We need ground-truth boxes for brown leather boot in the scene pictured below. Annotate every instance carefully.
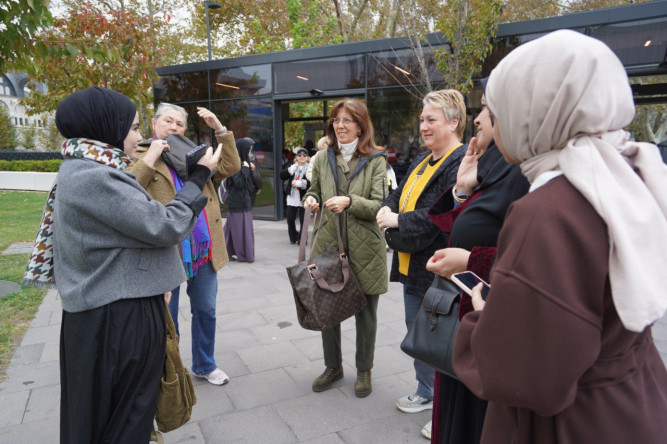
[312,366,344,392]
[355,369,372,397]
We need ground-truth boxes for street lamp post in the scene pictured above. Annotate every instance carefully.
[204,1,222,61]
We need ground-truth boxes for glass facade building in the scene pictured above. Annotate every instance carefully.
[154,1,667,220]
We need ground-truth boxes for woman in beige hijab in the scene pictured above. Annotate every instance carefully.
[452,30,667,443]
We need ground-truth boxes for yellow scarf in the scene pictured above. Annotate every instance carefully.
[398,144,461,275]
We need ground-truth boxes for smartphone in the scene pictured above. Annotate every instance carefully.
[451,271,491,301]
[185,144,208,171]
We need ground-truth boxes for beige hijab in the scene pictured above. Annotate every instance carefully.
[486,30,667,332]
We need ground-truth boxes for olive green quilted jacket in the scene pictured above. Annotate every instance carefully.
[304,147,388,296]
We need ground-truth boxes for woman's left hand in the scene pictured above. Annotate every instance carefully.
[164,291,172,304]
[324,196,350,214]
[376,209,399,229]
[471,283,486,311]
[426,248,471,279]
[197,107,225,132]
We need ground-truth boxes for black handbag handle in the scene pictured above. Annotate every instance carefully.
[297,206,351,292]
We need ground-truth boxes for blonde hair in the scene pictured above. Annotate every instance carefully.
[423,89,466,139]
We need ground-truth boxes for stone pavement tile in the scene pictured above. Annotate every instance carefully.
[300,433,345,444]
[338,412,429,444]
[1,361,60,394]
[249,321,318,346]
[374,323,408,348]
[1,242,33,255]
[385,318,409,336]
[217,295,273,315]
[49,309,62,326]
[199,405,297,443]
[187,381,235,423]
[257,304,300,324]
[0,390,29,427]
[223,368,311,411]
[19,324,61,347]
[40,340,59,363]
[290,335,328,361]
[274,389,370,441]
[7,343,43,367]
[28,308,52,328]
[162,421,205,444]
[217,310,269,333]
[22,384,59,424]
[36,288,62,312]
[377,296,409,324]
[0,411,58,443]
[237,342,310,374]
[214,328,262,353]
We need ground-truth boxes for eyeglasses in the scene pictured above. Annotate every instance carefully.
[297,153,308,157]
[331,117,355,125]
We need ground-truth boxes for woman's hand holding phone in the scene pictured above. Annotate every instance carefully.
[470,283,486,311]
[197,143,223,172]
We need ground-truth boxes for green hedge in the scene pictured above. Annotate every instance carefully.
[0,160,62,172]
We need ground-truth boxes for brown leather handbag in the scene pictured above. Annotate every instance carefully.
[155,302,197,433]
[286,207,367,331]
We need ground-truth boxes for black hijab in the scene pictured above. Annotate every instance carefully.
[55,87,137,150]
[235,137,255,164]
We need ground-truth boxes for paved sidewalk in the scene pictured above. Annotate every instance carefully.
[1,218,666,443]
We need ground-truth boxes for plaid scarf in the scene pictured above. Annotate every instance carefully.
[21,138,130,288]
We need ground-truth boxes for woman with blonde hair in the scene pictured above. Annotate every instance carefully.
[454,30,667,443]
[376,89,466,438]
[304,98,388,397]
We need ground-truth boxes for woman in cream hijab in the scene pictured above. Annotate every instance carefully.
[452,30,667,443]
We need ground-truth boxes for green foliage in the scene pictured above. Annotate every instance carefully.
[20,1,164,115]
[37,116,64,151]
[0,0,54,72]
[0,107,18,150]
[434,0,503,94]
[0,160,62,172]
[18,126,38,150]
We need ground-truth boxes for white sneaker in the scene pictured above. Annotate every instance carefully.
[397,393,433,413]
[196,368,229,386]
[421,420,432,439]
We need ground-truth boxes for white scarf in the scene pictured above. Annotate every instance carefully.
[486,30,667,332]
[338,138,359,162]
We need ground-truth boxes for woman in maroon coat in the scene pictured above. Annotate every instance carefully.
[453,30,667,443]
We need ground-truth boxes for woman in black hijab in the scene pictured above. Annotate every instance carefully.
[223,137,257,262]
[23,87,221,443]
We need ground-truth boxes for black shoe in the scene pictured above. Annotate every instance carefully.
[312,366,344,392]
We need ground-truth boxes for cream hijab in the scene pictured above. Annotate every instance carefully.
[486,30,667,332]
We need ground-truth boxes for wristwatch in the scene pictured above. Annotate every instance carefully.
[215,126,227,136]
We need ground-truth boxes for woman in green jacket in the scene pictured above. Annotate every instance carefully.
[303,98,388,398]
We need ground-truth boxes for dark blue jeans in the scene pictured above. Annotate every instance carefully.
[169,262,218,376]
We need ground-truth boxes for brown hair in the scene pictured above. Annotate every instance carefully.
[326,98,384,156]
[423,89,466,139]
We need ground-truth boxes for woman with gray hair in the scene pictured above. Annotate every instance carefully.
[453,30,667,443]
[376,89,466,437]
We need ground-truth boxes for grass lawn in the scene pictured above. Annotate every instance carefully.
[0,190,49,382]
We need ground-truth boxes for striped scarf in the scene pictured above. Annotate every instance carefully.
[168,167,212,278]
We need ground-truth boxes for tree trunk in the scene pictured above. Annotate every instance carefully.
[349,0,371,39]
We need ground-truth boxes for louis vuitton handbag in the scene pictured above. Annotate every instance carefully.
[286,206,367,331]
[155,301,197,433]
[400,276,461,379]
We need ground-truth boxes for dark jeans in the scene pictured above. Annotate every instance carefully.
[286,205,305,243]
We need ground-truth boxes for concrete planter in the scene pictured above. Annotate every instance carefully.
[0,171,57,192]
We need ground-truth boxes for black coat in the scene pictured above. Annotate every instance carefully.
[280,164,310,202]
[382,147,465,296]
[226,166,255,212]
